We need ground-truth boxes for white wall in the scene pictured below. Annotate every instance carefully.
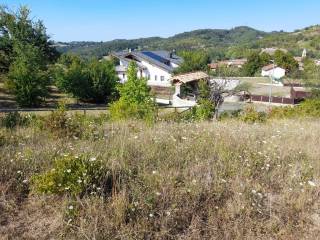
[140,60,172,87]
[261,67,285,79]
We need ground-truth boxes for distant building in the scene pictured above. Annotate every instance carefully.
[110,50,183,87]
[208,58,247,70]
[261,48,288,55]
[261,64,286,80]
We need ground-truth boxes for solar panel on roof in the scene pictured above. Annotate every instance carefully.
[141,51,170,65]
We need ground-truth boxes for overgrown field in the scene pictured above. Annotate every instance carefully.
[0,114,320,239]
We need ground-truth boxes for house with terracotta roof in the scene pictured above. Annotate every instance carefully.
[208,58,247,71]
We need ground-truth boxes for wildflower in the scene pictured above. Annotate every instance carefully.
[17,170,22,174]
[251,190,257,194]
[149,213,154,218]
[152,170,157,175]
[308,181,316,187]
[77,179,82,183]
[22,179,28,184]
[166,211,171,216]
[155,192,161,196]
[68,205,74,210]
[134,136,138,139]
[221,179,227,183]
[66,169,71,173]
[90,157,96,162]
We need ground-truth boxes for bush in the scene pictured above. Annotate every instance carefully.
[110,62,157,123]
[44,104,81,138]
[240,106,267,123]
[268,99,320,119]
[0,112,31,128]
[31,154,105,196]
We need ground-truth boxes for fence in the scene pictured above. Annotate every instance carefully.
[250,95,295,105]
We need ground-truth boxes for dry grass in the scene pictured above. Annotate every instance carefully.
[0,118,320,239]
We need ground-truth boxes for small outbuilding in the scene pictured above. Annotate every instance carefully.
[170,71,209,107]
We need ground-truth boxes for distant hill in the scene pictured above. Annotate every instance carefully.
[55,25,320,60]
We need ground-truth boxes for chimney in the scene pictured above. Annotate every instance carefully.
[170,49,176,58]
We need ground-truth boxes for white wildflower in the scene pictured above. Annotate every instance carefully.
[66,169,71,173]
[68,205,74,210]
[308,181,316,187]
[149,213,154,218]
[152,170,157,175]
[90,157,96,162]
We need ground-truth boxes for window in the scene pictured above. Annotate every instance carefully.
[160,76,165,81]
[155,75,158,81]
[122,73,125,80]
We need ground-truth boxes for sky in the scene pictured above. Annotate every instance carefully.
[2,0,320,42]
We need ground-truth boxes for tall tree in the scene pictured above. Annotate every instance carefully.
[174,51,210,74]
[8,43,49,107]
[0,6,59,73]
[1,6,58,106]
[274,50,299,74]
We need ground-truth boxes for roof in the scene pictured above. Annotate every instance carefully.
[171,71,209,84]
[111,50,183,73]
[115,65,127,72]
[208,59,247,69]
[262,64,282,71]
[292,87,311,92]
[261,48,288,55]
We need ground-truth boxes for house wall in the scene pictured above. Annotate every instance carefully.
[261,68,285,79]
[140,60,172,87]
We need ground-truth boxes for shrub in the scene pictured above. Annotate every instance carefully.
[44,103,81,138]
[240,106,267,123]
[110,62,157,123]
[31,154,105,196]
[0,111,31,128]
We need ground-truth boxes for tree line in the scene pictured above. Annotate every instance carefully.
[0,6,119,107]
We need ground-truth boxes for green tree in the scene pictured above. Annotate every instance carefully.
[274,50,299,74]
[8,43,49,107]
[88,59,118,103]
[110,62,156,122]
[174,51,210,74]
[242,52,262,76]
[54,54,118,103]
[54,55,92,101]
[0,6,58,73]
[303,58,320,86]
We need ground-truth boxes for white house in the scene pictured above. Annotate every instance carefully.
[111,50,183,87]
[261,64,286,80]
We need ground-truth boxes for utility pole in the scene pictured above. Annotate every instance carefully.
[269,60,275,104]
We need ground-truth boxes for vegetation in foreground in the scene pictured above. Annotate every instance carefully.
[0,109,320,239]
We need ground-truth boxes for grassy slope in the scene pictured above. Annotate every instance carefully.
[0,119,319,239]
